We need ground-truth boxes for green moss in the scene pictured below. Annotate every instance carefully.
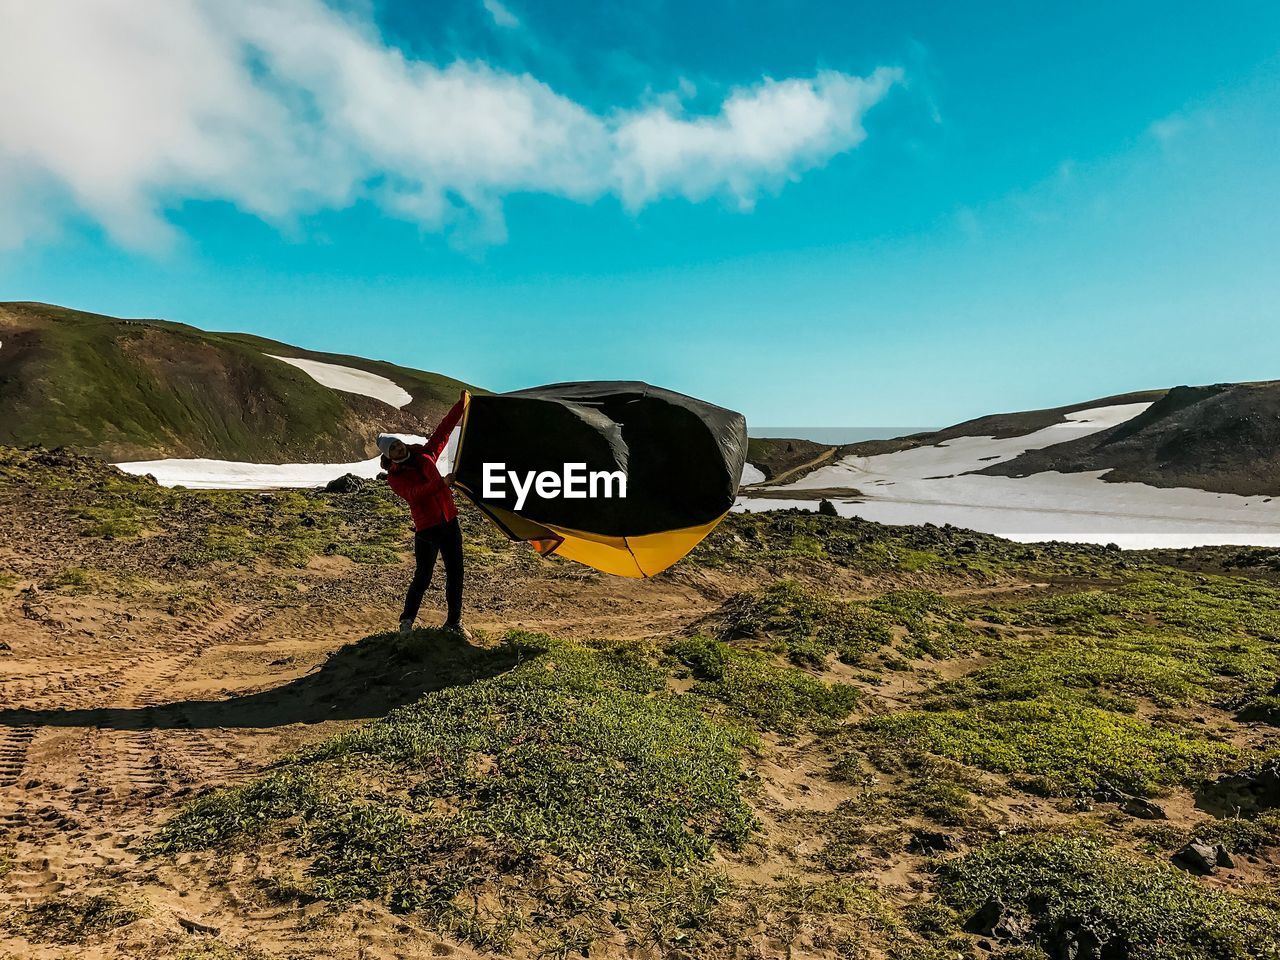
[866,589,975,658]
[77,504,146,538]
[703,878,968,960]
[890,755,995,827]
[861,700,1235,797]
[928,642,1220,712]
[986,574,1280,646]
[49,566,96,592]
[971,577,1280,711]
[0,447,426,571]
[939,832,1280,960]
[669,635,860,734]
[687,508,1135,581]
[818,753,995,874]
[707,581,974,669]
[155,633,756,951]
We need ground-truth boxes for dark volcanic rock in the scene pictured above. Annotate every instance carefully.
[1172,840,1233,875]
[1121,797,1167,820]
[964,899,1034,942]
[1197,759,1280,816]
[964,899,1006,936]
[324,473,370,494]
[907,829,958,854]
[1047,917,1120,960]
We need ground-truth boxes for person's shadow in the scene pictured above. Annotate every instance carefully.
[0,629,531,732]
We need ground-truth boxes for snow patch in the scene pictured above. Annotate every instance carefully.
[269,355,413,408]
[116,429,463,490]
[739,401,1280,548]
[741,462,766,486]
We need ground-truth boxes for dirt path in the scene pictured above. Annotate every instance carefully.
[0,571,721,958]
[757,446,839,486]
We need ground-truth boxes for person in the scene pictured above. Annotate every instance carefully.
[377,393,469,638]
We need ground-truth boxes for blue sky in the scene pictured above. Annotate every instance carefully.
[1,1,1277,427]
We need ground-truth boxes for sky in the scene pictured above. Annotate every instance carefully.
[1,0,1277,428]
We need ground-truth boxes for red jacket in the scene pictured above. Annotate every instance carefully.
[383,399,465,531]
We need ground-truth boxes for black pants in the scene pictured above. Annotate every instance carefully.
[400,518,463,625]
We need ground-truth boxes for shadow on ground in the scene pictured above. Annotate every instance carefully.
[0,628,529,730]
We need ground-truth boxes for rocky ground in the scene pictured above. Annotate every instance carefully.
[0,447,1278,960]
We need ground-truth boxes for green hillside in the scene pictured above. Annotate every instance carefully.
[0,302,476,462]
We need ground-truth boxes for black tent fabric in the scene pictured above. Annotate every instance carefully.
[451,382,747,577]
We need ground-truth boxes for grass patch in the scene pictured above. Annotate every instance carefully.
[861,700,1236,797]
[817,755,994,873]
[985,573,1280,649]
[939,832,1280,960]
[155,633,756,953]
[709,581,893,667]
[925,639,1239,712]
[669,635,860,734]
[704,581,972,668]
[698,878,968,960]
[48,566,98,593]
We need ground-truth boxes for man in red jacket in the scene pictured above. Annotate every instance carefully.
[377,394,468,638]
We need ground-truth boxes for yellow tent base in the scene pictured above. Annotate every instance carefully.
[546,514,726,578]
[454,490,725,578]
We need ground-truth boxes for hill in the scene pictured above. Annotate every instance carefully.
[744,436,835,482]
[978,381,1280,496]
[759,382,1280,498]
[0,302,474,462]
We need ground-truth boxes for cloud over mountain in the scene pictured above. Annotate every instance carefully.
[0,0,899,249]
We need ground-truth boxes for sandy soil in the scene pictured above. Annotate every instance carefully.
[0,551,727,959]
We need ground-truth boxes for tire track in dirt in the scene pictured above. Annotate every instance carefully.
[96,606,273,805]
[0,606,274,914]
[0,725,36,789]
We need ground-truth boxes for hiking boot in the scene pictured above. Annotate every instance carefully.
[442,621,472,641]
[398,617,414,635]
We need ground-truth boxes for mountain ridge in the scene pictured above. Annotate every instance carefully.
[0,301,475,462]
[752,381,1280,497]
[978,380,1280,496]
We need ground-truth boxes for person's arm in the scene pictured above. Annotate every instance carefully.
[423,395,465,461]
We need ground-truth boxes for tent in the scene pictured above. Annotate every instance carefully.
[451,382,747,577]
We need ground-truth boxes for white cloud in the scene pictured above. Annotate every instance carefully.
[0,0,900,250]
[481,0,520,29]
[614,68,901,209]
